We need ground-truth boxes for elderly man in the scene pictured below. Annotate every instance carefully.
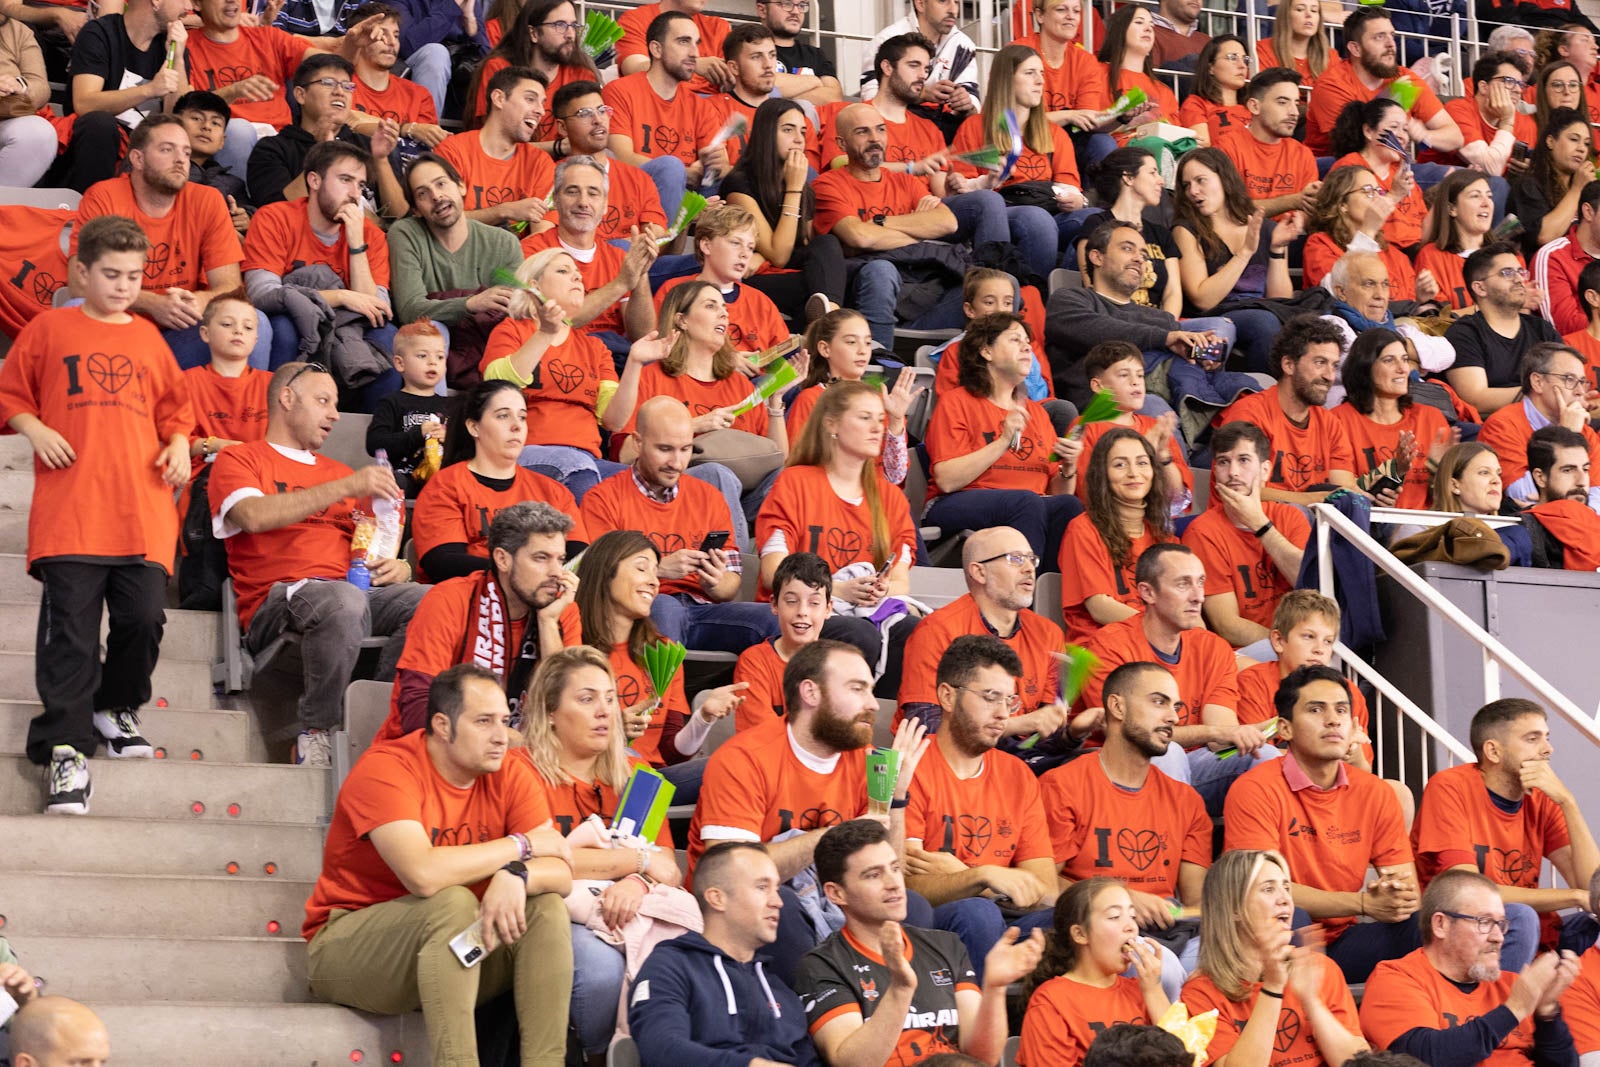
[9,995,110,1067]
[1481,343,1600,494]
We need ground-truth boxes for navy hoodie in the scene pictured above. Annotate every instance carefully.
[628,932,821,1067]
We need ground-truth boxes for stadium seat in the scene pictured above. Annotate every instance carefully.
[333,679,391,788]
[215,578,388,693]
[1001,1034,1022,1067]
[1033,571,1064,630]
[1048,268,1082,294]
[910,566,969,608]
[607,1035,640,1067]
[875,697,897,749]
[0,186,80,211]
[320,412,376,471]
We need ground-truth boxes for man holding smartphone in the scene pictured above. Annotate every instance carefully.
[582,396,781,654]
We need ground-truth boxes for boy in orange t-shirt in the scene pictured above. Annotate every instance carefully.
[1075,341,1193,503]
[732,552,830,730]
[0,216,194,814]
[0,205,74,342]
[653,203,795,349]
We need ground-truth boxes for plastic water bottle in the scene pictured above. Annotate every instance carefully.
[370,449,403,561]
[346,559,371,589]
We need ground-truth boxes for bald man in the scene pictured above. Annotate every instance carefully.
[581,396,778,653]
[10,996,110,1067]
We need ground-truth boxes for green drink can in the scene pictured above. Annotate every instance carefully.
[866,748,901,812]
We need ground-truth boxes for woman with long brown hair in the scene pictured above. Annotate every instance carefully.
[1301,164,1432,302]
[1179,35,1253,143]
[1099,5,1180,146]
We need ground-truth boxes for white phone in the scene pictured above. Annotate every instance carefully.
[0,988,19,1027]
[449,919,487,968]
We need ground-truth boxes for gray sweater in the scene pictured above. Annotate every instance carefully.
[1045,286,1180,404]
[388,217,522,327]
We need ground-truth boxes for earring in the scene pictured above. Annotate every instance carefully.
[831,433,838,440]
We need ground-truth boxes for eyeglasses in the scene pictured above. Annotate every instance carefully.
[303,77,356,92]
[1350,183,1385,199]
[540,19,582,31]
[1491,75,1526,91]
[1442,911,1510,936]
[563,104,613,122]
[1549,79,1583,92]
[956,686,1023,712]
[286,361,330,385]
[1495,266,1530,280]
[977,551,1041,569]
[764,0,812,10]
[1217,51,1247,63]
[1537,370,1588,391]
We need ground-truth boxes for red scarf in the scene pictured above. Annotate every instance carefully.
[459,569,540,721]
[1530,499,1600,571]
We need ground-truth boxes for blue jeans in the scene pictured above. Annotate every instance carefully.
[518,445,625,502]
[650,593,779,653]
[685,463,751,554]
[851,258,967,351]
[1003,203,1061,279]
[658,756,704,804]
[932,897,1055,984]
[945,189,1010,249]
[267,314,400,411]
[1150,742,1282,817]
[1224,307,1285,376]
[402,43,450,118]
[641,156,687,226]
[570,922,626,1054]
[923,489,1083,570]
[1326,917,1423,985]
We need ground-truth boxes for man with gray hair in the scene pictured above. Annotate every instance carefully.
[9,995,110,1067]
[1486,24,1537,78]
[209,361,428,766]
[383,501,583,739]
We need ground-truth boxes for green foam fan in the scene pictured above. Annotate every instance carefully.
[1050,388,1121,459]
[730,358,799,416]
[1020,644,1100,748]
[1385,76,1421,112]
[490,267,573,326]
[1216,717,1280,759]
[643,640,688,700]
[1492,214,1525,242]
[952,145,1004,170]
[658,190,708,246]
[582,10,625,59]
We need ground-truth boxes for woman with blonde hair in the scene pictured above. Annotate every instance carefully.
[1256,0,1331,85]
[1181,850,1368,1066]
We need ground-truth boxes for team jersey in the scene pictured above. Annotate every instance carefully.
[410,461,586,580]
[1254,38,1315,83]
[816,102,946,174]
[1013,34,1108,114]
[1302,234,1419,301]
[76,175,241,294]
[1183,953,1361,1066]
[185,26,305,128]
[0,206,72,339]
[732,638,787,730]
[1181,502,1309,632]
[602,71,722,166]
[351,71,437,125]
[1057,515,1168,645]
[0,305,192,572]
[1233,660,1373,765]
[1565,946,1600,1055]
[1359,948,1535,1065]
[591,156,669,243]
[795,925,978,1067]
[1074,414,1194,495]
[241,199,390,289]
[925,389,1058,499]
[435,129,556,213]
[1412,762,1572,948]
[1224,755,1413,942]
[654,277,790,354]
[1478,399,1600,487]
[1216,389,1357,493]
[687,714,869,867]
[812,167,928,236]
[185,364,271,444]
[903,742,1054,869]
[1331,401,1449,510]
[1177,95,1252,145]
[1079,616,1239,736]
[303,730,552,940]
[1332,152,1426,250]
[896,595,1063,719]
[1018,975,1153,1067]
[1305,59,1446,156]
[754,463,917,593]
[517,750,673,848]
[579,467,738,598]
[615,4,729,97]
[1213,124,1319,216]
[1040,753,1210,896]
[950,114,1080,188]
[479,320,616,456]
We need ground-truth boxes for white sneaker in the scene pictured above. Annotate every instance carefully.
[294,729,332,768]
[46,745,91,815]
[805,292,838,323]
[93,709,154,758]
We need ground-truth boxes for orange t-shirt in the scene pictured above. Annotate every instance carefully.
[0,306,192,573]
[1040,753,1210,896]
[754,463,917,591]
[950,114,1081,188]
[1079,616,1239,732]
[302,730,552,940]
[410,461,586,578]
[521,750,674,849]
[1184,953,1361,1066]
[1332,152,1426,250]
[185,364,271,493]
[1014,35,1109,114]
[185,26,305,128]
[1017,975,1152,1067]
[1255,39,1315,83]
[925,389,1058,499]
[1332,401,1449,509]
[786,382,824,441]
[593,156,669,243]
[687,713,868,868]
[1057,515,1167,645]
[733,638,788,730]
[1224,755,1413,942]
[1419,96,1536,169]
[1415,247,1527,312]
[1565,946,1600,1055]
[435,129,555,212]
[812,166,928,236]
[0,206,72,340]
[1075,414,1194,494]
[1564,327,1600,391]
[1305,59,1445,156]
[1108,69,1180,145]
[1214,123,1319,212]
[615,4,729,97]
[470,58,589,136]
[1412,761,1572,948]
[75,175,241,294]
[1301,233,1418,300]
[1234,660,1373,765]
[517,229,629,337]
[351,71,438,125]
[622,362,767,437]
[1216,388,1357,493]
[1182,501,1310,631]
[654,277,790,354]
[208,440,355,630]
[1478,399,1600,487]
[608,639,691,767]
[602,72,722,166]
[1360,948,1535,1065]
[479,321,616,456]
[903,742,1054,868]
[896,595,1064,718]
[579,466,738,597]
[1177,95,1252,145]
[241,199,390,288]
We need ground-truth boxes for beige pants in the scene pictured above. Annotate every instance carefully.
[307,886,574,1067]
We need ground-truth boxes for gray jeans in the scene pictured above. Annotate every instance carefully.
[246,579,426,731]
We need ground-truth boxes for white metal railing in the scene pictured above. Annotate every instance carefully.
[1335,638,1472,783]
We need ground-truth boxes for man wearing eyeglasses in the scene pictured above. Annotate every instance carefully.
[1480,343,1600,494]
[1423,52,1537,177]
[1447,244,1562,417]
[1361,869,1581,1065]
[754,0,843,106]
[549,81,668,244]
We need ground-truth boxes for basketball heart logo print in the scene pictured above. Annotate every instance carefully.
[813,527,864,570]
[1493,848,1537,886]
[616,673,643,708]
[545,359,584,395]
[87,353,135,394]
[958,814,992,854]
[1009,153,1050,183]
[143,242,173,283]
[648,532,688,556]
[1116,828,1164,872]
[1273,1006,1301,1053]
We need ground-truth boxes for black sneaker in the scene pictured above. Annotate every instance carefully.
[46,745,91,815]
[93,709,154,759]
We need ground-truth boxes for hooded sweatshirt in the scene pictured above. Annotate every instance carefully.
[628,931,821,1067]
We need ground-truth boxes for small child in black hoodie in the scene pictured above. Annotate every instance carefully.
[366,322,449,496]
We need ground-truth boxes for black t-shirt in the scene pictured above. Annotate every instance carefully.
[719,167,815,230]
[775,39,835,79]
[1444,311,1562,389]
[69,14,168,119]
[1077,209,1179,309]
[1507,176,1555,260]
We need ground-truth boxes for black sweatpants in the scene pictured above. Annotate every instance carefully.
[28,560,166,765]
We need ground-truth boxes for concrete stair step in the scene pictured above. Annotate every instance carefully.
[0,813,326,879]
[0,552,36,600]
[0,650,213,709]
[0,506,23,555]
[0,601,220,657]
[2,871,314,939]
[0,700,256,763]
[0,755,329,823]
[0,434,32,470]
[89,1002,430,1067]
[0,467,29,504]
[6,934,312,1003]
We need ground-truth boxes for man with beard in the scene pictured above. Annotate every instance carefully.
[1217,315,1359,504]
[859,0,979,140]
[549,80,667,244]
[688,639,932,981]
[708,24,796,169]
[1227,665,1420,984]
[795,819,1043,1066]
[345,3,444,151]
[1480,343,1600,492]
[754,0,841,105]
[209,361,426,766]
[1522,425,1600,570]
[1216,68,1321,220]
[1150,0,1207,69]
[1360,870,1581,1064]
[73,113,264,368]
[244,139,398,375]
[380,502,581,740]
[1305,7,1462,158]
[436,66,555,230]
[616,0,732,96]
[387,153,523,348]
[897,636,1059,974]
[1448,246,1562,417]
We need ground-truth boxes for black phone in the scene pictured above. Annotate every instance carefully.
[1511,141,1530,163]
[1369,473,1404,497]
[699,530,730,554]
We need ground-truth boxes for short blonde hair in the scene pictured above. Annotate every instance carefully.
[519,646,630,794]
[693,203,757,264]
[1196,849,1292,1001]
[514,247,575,320]
[1272,589,1340,636]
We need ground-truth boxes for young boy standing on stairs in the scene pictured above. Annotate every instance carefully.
[0,215,195,815]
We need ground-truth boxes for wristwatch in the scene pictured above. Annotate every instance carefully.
[500,860,529,882]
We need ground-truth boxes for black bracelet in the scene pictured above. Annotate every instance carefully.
[890,797,909,809]
[1259,987,1284,999]
[1252,520,1274,539]
[1269,250,1288,259]
[347,243,369,256]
